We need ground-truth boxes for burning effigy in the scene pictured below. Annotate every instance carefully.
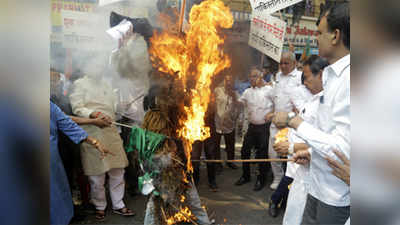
[115,0,234,224]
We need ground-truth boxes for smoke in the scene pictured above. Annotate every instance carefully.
[49,0,162,111]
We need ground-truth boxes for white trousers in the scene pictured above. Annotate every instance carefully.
[88,168,126,210]
[268,127,284,183]
[283,177,308,225]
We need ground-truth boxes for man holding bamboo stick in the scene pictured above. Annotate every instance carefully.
[69,58,133,221]
[272,3,350,224]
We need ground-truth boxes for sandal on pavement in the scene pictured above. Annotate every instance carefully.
[95,210,106,221]
[113,207,135,216]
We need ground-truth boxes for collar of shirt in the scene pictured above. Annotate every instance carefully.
[276,69,299,81]
[328,54,350,77]
[311,91,324,100]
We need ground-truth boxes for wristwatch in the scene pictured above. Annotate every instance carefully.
[286,112,296,126]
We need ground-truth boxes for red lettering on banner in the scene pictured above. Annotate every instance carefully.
[64,18,74,29]
[286,27,292,34]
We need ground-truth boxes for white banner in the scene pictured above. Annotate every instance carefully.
[252,0,303,15]
[98,0,125,7]
[248,12,287,62]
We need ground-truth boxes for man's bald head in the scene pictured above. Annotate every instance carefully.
[280,51,296,75]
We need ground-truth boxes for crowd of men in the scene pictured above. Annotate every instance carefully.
[50,2,350,225]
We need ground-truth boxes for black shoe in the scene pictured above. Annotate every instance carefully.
[227,162,238,170]
[209,182,219,192]
[235,176,250,186]
[253,178,266,191]
[268,200,280,217]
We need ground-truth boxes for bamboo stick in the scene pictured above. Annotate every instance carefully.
[112,121,135,129]
[192,158,293,163]
[178,0,187,33]
[160,206,168,224]
[111,122,293,163]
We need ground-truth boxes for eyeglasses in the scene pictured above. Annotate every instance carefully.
[279,62,290,65]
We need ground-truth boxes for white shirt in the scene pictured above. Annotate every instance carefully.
[286,91,321,179]
[272,69,303,112]
[270,69,303,132]
[296,54,350,206]
[238,85,273,125]
[214,86,240,134]
[69,76,118,120]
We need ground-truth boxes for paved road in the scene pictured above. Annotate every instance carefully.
[72,144,285,225]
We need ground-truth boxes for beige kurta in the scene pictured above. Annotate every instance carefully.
[70,76,128,176]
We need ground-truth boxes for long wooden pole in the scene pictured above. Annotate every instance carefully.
[178,0,187,33]
[111,122,292,163]
[192,158,293,163]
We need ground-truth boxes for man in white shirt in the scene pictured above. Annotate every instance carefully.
[267,51,303,190]
[273,3,350,224]
[270,55,329,224]
[234,67,273,191]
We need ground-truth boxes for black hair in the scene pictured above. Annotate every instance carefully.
[304,55,329,77]
[317,1,350,50]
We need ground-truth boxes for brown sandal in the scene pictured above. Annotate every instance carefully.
[113,207,135,216]
[95,210,106,221]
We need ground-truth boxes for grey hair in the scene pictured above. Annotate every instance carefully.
[281,51,296,62]
[250,66,263,77]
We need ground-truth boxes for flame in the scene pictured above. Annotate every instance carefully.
[274,128,289,144]
[180,195,185,203]
[166,206,195,225]
[150,0,233,173]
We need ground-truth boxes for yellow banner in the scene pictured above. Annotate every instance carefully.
[51,0,96,27]
[221,0,252,13]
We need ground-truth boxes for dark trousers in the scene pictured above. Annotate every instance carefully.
[240,123,270,180]
[302,194,350,225]
[215,129,235,161]
[58,133,90,204]
[192,137,216,186]
[118,117,139,193]
[270,175,293,206]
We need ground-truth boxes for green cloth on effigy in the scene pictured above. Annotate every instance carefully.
[126,127,166,196]
[126,126,166,165]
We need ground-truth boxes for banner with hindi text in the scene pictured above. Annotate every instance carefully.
[252,0,303,15]
[248,12,286,62]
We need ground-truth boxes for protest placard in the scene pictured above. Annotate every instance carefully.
[252,0,303,15]
[248,11,287,62]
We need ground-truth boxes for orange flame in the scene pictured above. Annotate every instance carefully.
[166,206,195,225]
[150,0,233,173]
[180,195,185,203]
[275,128,289,144]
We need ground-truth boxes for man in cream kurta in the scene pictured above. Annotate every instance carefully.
[69,70,131,215]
